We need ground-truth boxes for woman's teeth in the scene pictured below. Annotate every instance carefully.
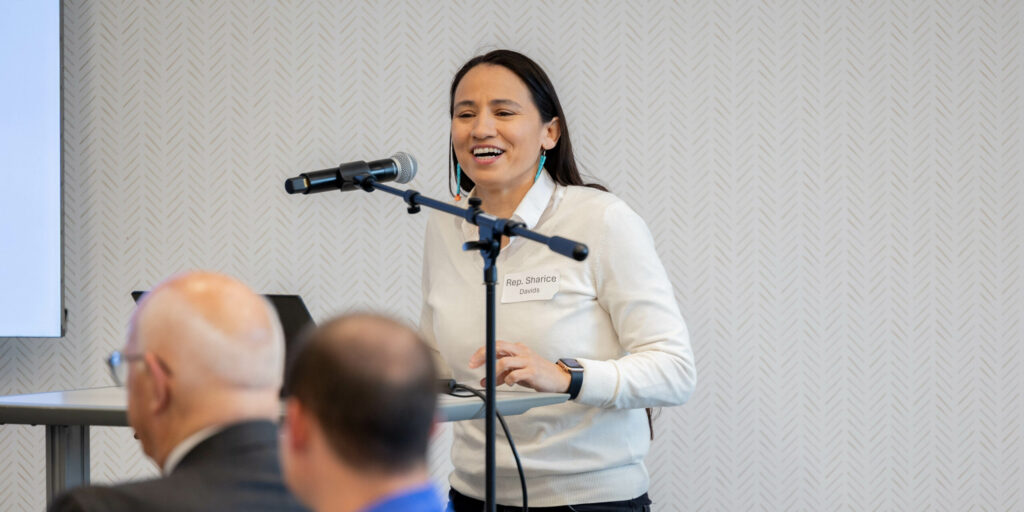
[473,148,504,158]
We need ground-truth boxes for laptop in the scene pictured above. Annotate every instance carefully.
[131,290,314,396]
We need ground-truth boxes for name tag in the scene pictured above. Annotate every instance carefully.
[501,270,560,303]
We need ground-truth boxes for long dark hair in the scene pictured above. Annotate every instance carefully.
[448,49,606,194]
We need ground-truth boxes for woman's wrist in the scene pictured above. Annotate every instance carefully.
[556,358,585,399]
[555,362,572,393]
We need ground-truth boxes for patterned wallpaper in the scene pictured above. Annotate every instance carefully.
[1,1,1022,510]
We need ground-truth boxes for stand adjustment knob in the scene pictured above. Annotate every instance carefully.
[463,240,499,252]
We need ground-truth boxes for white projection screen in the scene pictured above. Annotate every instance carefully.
[0,1,63,337]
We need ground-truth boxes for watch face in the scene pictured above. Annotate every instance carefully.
[560,358,581,369]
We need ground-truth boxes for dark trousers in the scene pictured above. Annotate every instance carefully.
[448,488,652,512]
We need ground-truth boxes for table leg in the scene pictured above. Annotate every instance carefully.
[45,425,89,505]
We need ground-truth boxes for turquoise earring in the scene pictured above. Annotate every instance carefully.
[455,163,463,201]
[534,150,547,183]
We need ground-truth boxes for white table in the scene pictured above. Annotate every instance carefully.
[0,386,566,505]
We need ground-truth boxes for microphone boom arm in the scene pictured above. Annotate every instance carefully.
[352,174,589,261]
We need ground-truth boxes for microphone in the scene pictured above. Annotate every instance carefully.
[284,152,417,194]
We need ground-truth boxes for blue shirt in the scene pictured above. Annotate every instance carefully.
[361,484,443,512]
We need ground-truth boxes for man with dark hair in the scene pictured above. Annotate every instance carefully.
[279,313,443,512]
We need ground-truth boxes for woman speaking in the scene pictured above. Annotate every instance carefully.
[420,49,696,511]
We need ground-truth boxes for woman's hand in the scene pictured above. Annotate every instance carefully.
[468,340,571,393]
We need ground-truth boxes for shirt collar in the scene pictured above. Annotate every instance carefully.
[513,168,556,229]
[161,424,227,475]
[459,169,557,241]
[359,483,441,512]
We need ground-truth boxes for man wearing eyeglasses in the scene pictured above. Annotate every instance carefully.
[49,271,308,512]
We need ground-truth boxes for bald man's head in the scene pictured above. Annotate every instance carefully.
[130,272,284,392]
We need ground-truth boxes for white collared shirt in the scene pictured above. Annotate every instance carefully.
[161,424,227,475]
[421,170,697,506]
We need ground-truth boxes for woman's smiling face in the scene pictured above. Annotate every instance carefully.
[451,64,559,195]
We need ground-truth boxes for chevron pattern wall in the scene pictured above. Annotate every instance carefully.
[1,0,1022,510]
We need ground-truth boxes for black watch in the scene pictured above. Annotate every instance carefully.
[556,358,584,400]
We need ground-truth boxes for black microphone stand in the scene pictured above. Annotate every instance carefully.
[351,174,587,512]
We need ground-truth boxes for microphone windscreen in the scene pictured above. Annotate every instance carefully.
[391,152,417,183]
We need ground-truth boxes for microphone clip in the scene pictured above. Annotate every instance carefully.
[353,174,376,192]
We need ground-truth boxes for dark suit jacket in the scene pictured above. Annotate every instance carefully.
[49,420,309,512]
